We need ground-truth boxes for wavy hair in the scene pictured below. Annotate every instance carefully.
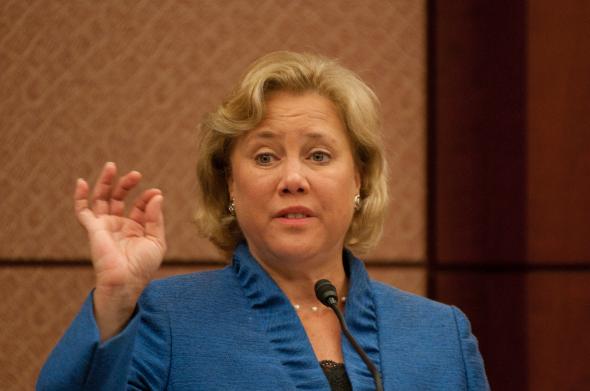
[195,51,388,255]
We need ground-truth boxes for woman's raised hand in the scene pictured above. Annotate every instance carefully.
[75,162,166,340]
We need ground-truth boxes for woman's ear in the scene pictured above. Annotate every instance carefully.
[227,174,234,199]
[354,169,362,194]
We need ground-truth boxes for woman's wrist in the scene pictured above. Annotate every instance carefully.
[93,286,143,341]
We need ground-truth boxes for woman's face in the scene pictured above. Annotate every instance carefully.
[228,91,360,264]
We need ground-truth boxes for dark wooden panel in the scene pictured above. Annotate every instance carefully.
[431,1,527,263]
[526,271,590,391]
[435,271,528,391]
[527,0,590,263]
[430,1,590,390]
[435,271,590,391]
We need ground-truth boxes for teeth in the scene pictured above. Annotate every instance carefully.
[285,213,306,218]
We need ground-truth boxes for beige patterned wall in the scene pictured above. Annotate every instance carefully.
[0,1,425,389]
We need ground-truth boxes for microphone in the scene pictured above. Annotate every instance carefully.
[314,279,384,391]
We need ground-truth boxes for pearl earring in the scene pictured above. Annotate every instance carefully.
[354,194,362,211]
[228,199,236,216]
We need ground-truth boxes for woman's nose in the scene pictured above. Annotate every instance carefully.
[279,159,309,195]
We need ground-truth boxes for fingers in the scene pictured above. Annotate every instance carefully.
[129,188,163,225]
[74,178,89,212]
[144,194,166,249]
[74,178,95,228]
[91,162,117,215]
[110,171,142,216]
[78,162,151,224]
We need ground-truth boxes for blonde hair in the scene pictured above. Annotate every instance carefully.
[195,51,389,255]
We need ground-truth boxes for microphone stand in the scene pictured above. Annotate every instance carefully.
[315,279,384,391]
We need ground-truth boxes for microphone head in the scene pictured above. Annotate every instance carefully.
[314,279,338,307]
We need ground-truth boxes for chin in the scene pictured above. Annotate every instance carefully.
[274,242,319,259]
[246,228,345,264]
[267,236,339,263]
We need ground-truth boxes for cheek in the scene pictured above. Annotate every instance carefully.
[321,175,357,208]
[233,171,275,206]
[330,165,359,191]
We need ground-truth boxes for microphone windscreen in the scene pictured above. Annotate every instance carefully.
[314,279,338,306]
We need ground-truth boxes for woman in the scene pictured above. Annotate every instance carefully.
[37,51,489,390]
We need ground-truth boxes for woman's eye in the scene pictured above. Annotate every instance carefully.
[310,151,330,162]
[255,153,275,165]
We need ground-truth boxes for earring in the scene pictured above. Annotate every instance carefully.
[354,194,362,211]
[228,198,236,216]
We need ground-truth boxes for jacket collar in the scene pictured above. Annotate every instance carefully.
[231,242,381,390]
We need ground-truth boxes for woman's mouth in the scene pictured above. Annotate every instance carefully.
[274,207,315,225]
[284,213,308,219]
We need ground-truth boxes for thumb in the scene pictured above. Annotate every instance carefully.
[144,194,166,248]
[74,178,97,229]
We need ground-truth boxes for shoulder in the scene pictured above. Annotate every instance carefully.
[370,280,468,338]
[370,281,490,387]
[371,280,454,317]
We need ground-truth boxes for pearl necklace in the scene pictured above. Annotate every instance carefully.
[292,296,347,312]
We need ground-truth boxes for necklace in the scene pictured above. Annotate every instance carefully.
[292,296,347,312]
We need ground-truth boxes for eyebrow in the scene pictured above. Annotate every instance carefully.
[251,130,328,141]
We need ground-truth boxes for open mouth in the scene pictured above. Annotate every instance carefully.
[275,206,314,222]
[283,213,309,219]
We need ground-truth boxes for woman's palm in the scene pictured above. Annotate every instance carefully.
[75,163,166,294]
[88,215,164,289]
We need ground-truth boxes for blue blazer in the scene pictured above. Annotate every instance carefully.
[37,244,490,390]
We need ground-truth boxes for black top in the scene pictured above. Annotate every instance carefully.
[319,360,353,391]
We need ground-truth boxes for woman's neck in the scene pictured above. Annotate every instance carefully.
[248,246,349,307]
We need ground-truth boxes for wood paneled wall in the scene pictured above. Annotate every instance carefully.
[0,1,427,389]
[430,1,590,390]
